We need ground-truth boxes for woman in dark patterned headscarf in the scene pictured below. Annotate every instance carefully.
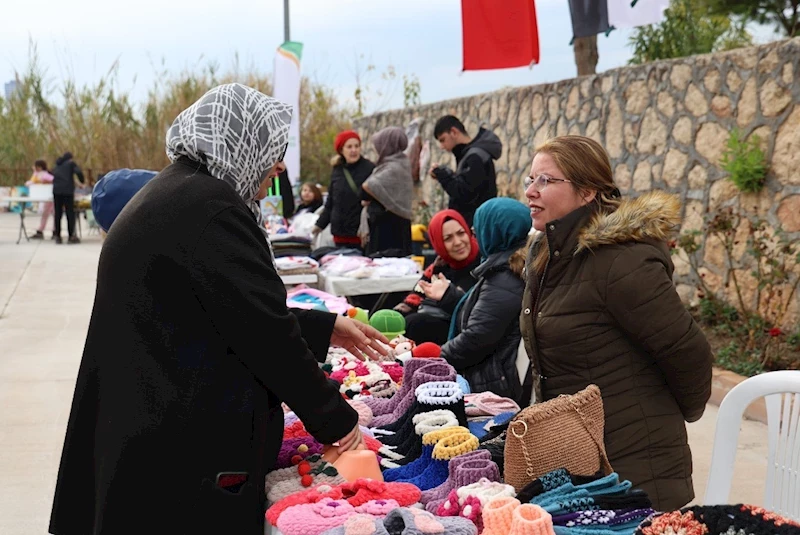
[49,83,388,535]
[361,126,414,256]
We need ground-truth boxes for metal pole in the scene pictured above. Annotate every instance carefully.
[283,0,290,42]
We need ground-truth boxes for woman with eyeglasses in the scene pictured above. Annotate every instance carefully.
[394,209,481,345]
[520,135,712,511]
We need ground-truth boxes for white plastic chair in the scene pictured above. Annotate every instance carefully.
[705,370,800,520]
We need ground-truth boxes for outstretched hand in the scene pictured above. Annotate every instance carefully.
[418,273,450,301]
[331,315,390,361]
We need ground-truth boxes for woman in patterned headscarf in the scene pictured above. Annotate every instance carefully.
[49,84,389,535]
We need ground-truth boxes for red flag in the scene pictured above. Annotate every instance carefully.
[461,0,540,71]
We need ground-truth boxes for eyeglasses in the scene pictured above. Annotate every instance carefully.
[524,174,571,192]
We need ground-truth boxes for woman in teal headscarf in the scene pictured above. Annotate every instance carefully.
[437,197,531,402]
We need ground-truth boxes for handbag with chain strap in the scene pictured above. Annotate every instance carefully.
[503,384,613,491]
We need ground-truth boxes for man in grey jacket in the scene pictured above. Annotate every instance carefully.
[51,151,85,244]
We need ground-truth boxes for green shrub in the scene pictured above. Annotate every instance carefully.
[720,128,768,193]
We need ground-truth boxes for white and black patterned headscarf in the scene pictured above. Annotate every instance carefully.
[165,83,291,235]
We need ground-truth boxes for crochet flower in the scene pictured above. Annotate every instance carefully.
[640,511,708,535]
[312,498,356,519]
[354,498,400,516]
[459,495,484,533]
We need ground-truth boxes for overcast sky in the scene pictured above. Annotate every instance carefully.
[1,0,780,114]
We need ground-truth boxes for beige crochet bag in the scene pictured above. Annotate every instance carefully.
[503,384,613,491]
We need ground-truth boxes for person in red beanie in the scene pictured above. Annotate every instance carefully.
[313,130,375,249]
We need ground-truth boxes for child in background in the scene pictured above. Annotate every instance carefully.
[294,182,323,216]
[26,159,55,240]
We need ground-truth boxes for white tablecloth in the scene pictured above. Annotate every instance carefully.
[318,273,419,297]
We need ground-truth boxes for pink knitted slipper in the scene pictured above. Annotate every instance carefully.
[276,497,399,535]
[266,483,344,526]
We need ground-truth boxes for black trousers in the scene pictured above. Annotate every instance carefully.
[53,194,76,237]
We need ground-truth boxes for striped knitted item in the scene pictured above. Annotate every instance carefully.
[377,382,465,442]
[378,410,459,468]
[383,427,471,482]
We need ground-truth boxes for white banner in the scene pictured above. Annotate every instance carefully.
[273,41,303,186]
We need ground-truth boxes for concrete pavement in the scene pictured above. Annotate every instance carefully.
[0,211,770,534]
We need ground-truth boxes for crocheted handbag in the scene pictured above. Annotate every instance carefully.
[503,384,612,491]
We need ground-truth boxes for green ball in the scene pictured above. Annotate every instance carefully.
[369,309,406,338]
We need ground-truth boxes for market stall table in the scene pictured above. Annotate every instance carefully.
[0,195,91,244]
[317,272,419,314]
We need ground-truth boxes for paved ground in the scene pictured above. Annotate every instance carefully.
[0,211,771,533]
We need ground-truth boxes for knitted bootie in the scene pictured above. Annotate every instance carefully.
[266,454,346,504]
[481,497,521,535]
[510,504,556,535]
[425,458,500,513]
[362,357,445,416]
[371,362,457,428]
[437,491,485,533]
[420,449,492,507]
[320,507,478,535]
[383,427,470,482]
[404,432,480,491]
[379,410,460,468]
[277,497,399,535]
[380,383,465,439]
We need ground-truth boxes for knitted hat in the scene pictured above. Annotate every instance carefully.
[369,309,406,339]
[334,130,361,154]
[464,392,521,417]
[266,454,346,503]
[91,168,157,232]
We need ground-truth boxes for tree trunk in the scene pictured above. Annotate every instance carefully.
[573,35,599,76]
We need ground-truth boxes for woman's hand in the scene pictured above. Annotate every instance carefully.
[418,273,450,301]
[332,424,364,453]
[331,315,389,361]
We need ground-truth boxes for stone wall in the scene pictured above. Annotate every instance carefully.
[354,38,800,326]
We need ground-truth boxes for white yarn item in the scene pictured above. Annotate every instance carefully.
[413,410,459,436]
[415,381,464,405]
[455,478,516,506]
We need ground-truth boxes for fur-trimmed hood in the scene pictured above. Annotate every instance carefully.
[576,190,681,253]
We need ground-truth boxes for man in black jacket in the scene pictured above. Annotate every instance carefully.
[51,151,85,244]
[430,116,502,227]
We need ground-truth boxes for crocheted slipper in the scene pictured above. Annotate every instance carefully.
[376,410,459,461]
[425,458,501,514]
[320,507,478,535]
[338,478,421,507]
[371,362,456,428]
[420,449,492,507]
[266,454,346,504]
[378,382,466,436]
[383,427,471,482]
[403,432,480,491]
[362,358,445,416]
[511,503,556,535]
[266,482,345,526]
[277,497,399,535]
[267,479,420,526]
[456,478,516,507]
[481,497,521,535]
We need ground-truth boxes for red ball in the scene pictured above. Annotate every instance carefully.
[301,474,314,487]
[298,463,312,476]
[291,455,302,465]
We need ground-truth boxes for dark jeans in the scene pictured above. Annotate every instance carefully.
[53,194,76,237]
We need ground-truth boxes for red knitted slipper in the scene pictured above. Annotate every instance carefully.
[338,478,421,507]
[265,482,344,526]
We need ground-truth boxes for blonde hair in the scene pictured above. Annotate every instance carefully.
[531,136,621,274]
